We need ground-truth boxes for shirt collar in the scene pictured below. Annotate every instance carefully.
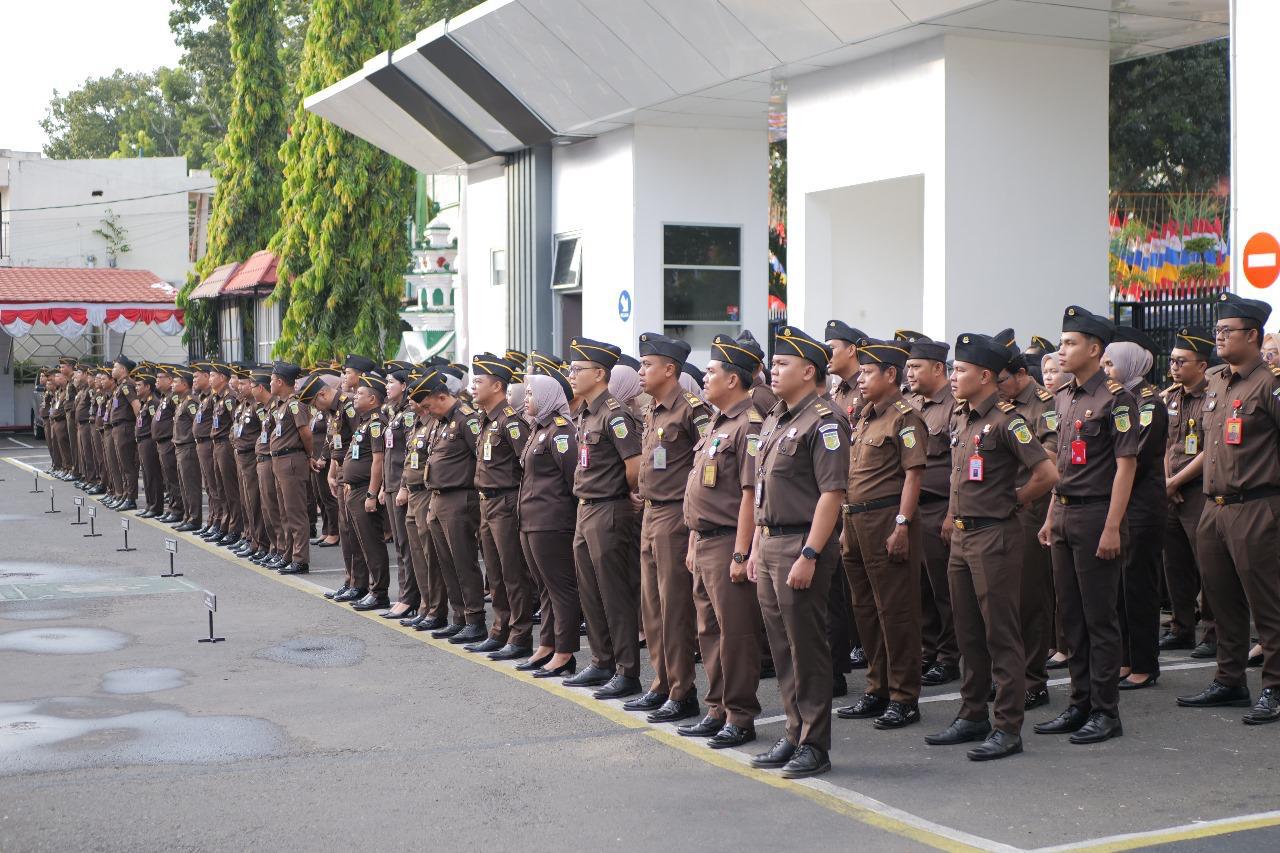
[966,389,999,418]
[654,384,682,412]
[1069,369,1106,396]
[1231,354,1265,381]
[718,395,753,422]
[865,389,904,419]
[779,390,819,418]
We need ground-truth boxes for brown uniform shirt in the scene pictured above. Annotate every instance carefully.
[75,385,92,424]
[134,395,155,439]
[401,420,431,488]
[341,409,384,488]
[847,391,928,504]
[948,390,1049,519]
[1200,357,1280,496]
[152,392,175,441]
[1052,370,1140,496]
[475,400,529,491]
[110,381,136,426]
[755,391,849,525]
[909,385,956,498]
[309,406,330,463]
[683,395,761,531]
[426,400,480,491]
[573,390,642,500]
[382,401,414,493]
[639,385,712,502]
[267,395,309,454]
[327,393,358,481]
[1127,380,1169,527]
[1164,378,1207,484]
[209,389,234,439]
[232,397,263,451]
[193,392,213,439]
[830,379,862,428]
[518,412,578,532]
[1008,380,1059,487]
[173,394,196,443]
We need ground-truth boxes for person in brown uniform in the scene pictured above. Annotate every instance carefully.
[926,333,1057,761]
[1035,306,1138,745]
[902,332,961,687]
[329,358,376,597]
[48,360,73,479]
[171,368,203,531]
[74,365,99,492]
[747,326,847,779]
[1160,328,1215,656]
[308,369,341,549]
[269,363,313,574]
[108,355,140,511]
[231,365,269,561]
[132,370,165,518]
[339,373,390,610]
[97,372,119,501]
[397,372,449,631]
[677,334,766,749]
[192,364,224,539]
[993,330,1060,710]
[152,366,182,523]
[1178,293,1280,724]
[379,368,419,620]
[838,338,928,730]
[515,369,581,678]
[208,363,243,548]
[247,370,282,565]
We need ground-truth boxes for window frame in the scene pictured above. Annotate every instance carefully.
[551,231,583,292]
[661,222,744,329]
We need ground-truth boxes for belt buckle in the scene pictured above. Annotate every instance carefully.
[953,518,966,531]
[1057,495,1068,506]
[579,498,586,506]
[1214,495,1226,506]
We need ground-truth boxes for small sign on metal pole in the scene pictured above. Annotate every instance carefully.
[44,486,61,515]
[30,470,42,494]
[117,518,136,553]
[197,590,224,643]
[84,505,101,538]
[161,538,182,578]
[71,495,87,526]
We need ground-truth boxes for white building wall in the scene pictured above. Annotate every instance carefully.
[458,161,508,363]
[1232,0,1280,312]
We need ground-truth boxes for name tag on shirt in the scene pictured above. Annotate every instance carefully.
[652,446,667,470]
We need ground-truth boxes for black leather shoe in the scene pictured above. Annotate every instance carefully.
[351,593,389,611]
[333,587,366,602]
[401,613,427,628]
[248,550,269,563]
[515,652,554,671]
[1158,631,1195,651]
[676,715,724,738]
[414,616,447,632]
[463,637,504,654]
[563,664,613,688]
[922,662,961,686]
[430,623,464,640]
[924,717,991,746]
[315,539,340,548]
[780,745,831,779]
[1025,688,1050,710]
[488,644,532,661]
[849,646,867,669]
[622,691,668,712]
[324,584,349,601]
[1242,688,1280,725]
[217,534,241,547]
[837,693,889,720]
[1034,705,1090,734]
[309,536,324,545]
[1249,651,1265,668]
[117,500,137,511]
[593,675,642,700]
[1045,654,1069,670]
[1118,674,1159,690]
[1176,680,1251,708]
[874,701,921,729]
[750,737,796,769]
[1190,640,1218,659]
[175,522,199,533]
[278,562,310,575]
[379,608,414,620]
[448,625,487,645]
[137,509,157,519]
[647,692,699,724]
[968,730,1023,761]
[1069,711,1122,744]
[232,543,254,557]
[760,660,776,679]
[265,554,288,570]
[200,527,223,541]
[532,658,577,679]
[707,724,756,749]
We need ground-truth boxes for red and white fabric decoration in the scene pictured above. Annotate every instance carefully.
[0,304,184,338]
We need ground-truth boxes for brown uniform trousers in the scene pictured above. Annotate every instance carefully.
[235,448,267,552]
[51,414,71,472]
[694,531,763,728]
[1018,494,1054,692]
[175,441,202,526]
[197,439,222,527]
[641,501,697,697]
[391,500,418,608]
[158,438,181,517]
[429,489,485,626]
[256,452,282,555]
[1165,488,1213,644]
[112,427,139,502]
[345,487,390,594]
[521,529,579,653]
[843,505,924,702]
[950,519,1026,734]
[480,490,534,646]
[336,473,366,589]
[313,466,339,537]
[574,498,641,677]
[138,434,164,515]
[272,451,311,564]
[101,426,119,496]
[213,439,242,536]
[78,421,98,485]
[407,486,447,619]
[758,530,838,751]
[919,494,959,668]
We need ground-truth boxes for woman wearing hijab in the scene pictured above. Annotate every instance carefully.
[516,372,581,677]
[1103,330,1168,690]
[379,369,419,619]
[1040,351,1074,671]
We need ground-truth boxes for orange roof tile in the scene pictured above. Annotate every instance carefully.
[0,267,177,304]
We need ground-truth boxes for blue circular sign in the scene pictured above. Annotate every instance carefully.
[617,290,632,322]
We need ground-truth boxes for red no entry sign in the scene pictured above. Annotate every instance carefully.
[1244,232,1280,288]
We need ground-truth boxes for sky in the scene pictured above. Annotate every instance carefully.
[0,0,184,153]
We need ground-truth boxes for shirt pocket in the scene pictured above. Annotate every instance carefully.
[927,427,949,456]
[778,436,800,456]
[583,431,603,448]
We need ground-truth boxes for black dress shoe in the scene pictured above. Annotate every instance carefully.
[175,522,199,533]
[531,609,541,624]
[924,717,991,746]
[415,616,448,632]
[593,675,642,700]
[515,652,554,671]
[1176,680,1251,708]
[380,608,415,620]
[1034,705,1091,734]
[922,662,961,686]
[1118,674,1159,690]
[1045,654,1069,670]
[249,550,270,563]
[760,660,776,680]
[832,674,847,697]
[622,690,668,712]
[1249,652,1265,668]
[1243,688,1280,725]
[532,658,577,679]
[874,701,921,729]
[266,554,288,570]
[309,536,324,545]
[749,737,796,769]
[563,664,614,688]
[780,745,831,779]
[1158,632,1195,651]
[463,637,504,654]
[333,587,366,602]
[217,534,240,547]
[1190,640,1218,659]
[837,693,889,720]
[279,562,310,575]
[232,544,254,557]
[430,623,465,640]
[137,509,157,519]
[849,646,867,669]
[351,593,389,611]
[707,724,756,749]
[488,644,532,661]
[448,625,487,645]
[324,584,349,601]
[1025,688,1050,710]
[117,500,137,511]
[647,692,700,724]
[1069,711,1122,744]
[677,715,724,738]
[315,539,340,548]
[968,730,1023,761]
[401,613,427,628]
[200,527,222,541]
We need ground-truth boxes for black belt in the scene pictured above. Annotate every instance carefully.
[194,437,211,443]
[270,447,302,458]
[432,487,467,495]
[1209,485,1280,506]
[953,515,1009,531]
[235,447,256,455]
[842,496,899,515]
[256,454,271,463]
[761,524,809,537]
[919,491,948,505]
[478,488,515,500]
[155,437,171,444]
[578,494,629,506]
[1055,494,1110,506]
[407,483,428,493]
[173,440,194,447]
[212,436,230,443]
[644,498,681,507]
[695,526,735,540]
[77,420,90,425]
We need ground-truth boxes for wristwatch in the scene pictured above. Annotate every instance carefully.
[800,545,819,561]
[895,514,910,526]
[365,491,377,501]
[732,552,749,564]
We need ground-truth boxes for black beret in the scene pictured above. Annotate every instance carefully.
[894,329,927,343]
[407,370,448,402]
[1173,327,1214,356]
[682,361,705,387]
[426,356,449,368]
[440,365,464,381]
[773,326,832,368]
[993,328,1027,371]
[343,354,377,373]
[825,320,867,345]
[271,361,303,384]
[570,337,621,370]
[504,349,528,367]
[529,350,565,376]
[250,371,272,389]
[114,355,137,372]
[172,367,195,384]
[295,373,327,403]
[448,362,468,375]
[1061,306,1115,344]
[358,373,387,399]
[735,329,765,361]
[638,332,691,365]
[388,369,413,385]
[855,338,909,369]
[1216,292,1272,326]
[1026,335,1057,354]
[208,362,234,378]
[710,333,764,373]
[903,334,950,363]
[57,356,77,366]
[954,333,1010,372]
[1112,325,1159,357]
[383,359,413,373]
[132,370,156,386]
[472,353,516,383]
[617,353,640,371]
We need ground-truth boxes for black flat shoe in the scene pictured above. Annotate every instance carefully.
[309,537,324,545]
[968,730,1023,761]
[1249,652,1265,668]
[1045,655,1069,670]
[592,674,641,700]
[532,658,577,679]
[622,691,668,713]
[1025,688,1050,710]
[315,539,340,548]
[563,664,613,688]
[749,737,796,769]
[1243,688,1280,725]
[677,715,724,738]
[924,717,991,746]
[380,608,415,620]
[351,593,390,611]
[1069,711,1122,744]
[780,745,830,779]
[448,625,487,645]
[414,616,447,632]
[333,587,366,602]
[175,522,199,533]
[430,623,465,639]
[401,613,428,628]
[873,701,920,730]
[707,724,755,749]
[921,662,960,686]
[837,693,889,720]
[1176,680,1251,708]
[515,652,554,671]
[324,584,349,601]
[278,562,310,575]
[487,644,532,661]
[464,637,504,654]
[1189,640,1217,659]
[647,692,699,724]
[1118,674,1159,690]
[1158,632,1195,651]
[1034,705,1090,734]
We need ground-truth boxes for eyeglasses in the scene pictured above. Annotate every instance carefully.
[1213,325,1249,338]
[1168,357,1190,367]
[566,365,600,376]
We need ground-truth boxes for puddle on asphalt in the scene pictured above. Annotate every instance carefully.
[0,627,129,654]
[0,561,108,583]
[0,514,36,523]
[0,699,284,775]
[255,636,366,668]
[0,608,77,621]
[100,668,188,695]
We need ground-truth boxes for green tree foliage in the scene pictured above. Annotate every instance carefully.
[1110,40,1230,192]
[269,0,414,363]
[180,0,287,353]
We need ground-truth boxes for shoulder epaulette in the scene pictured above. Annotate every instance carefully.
[1163,383,1179,395]
[503,405,515,417]
[748,409,763,423]
[813,401,832,417]
[1270,364,1280,379]
[460,403,475,415]
[1105,379,1124,395]
[997,400,1016,414]
[893,399,913,415]
[1035,387,1053,402]
[606,397,621,411]
[1209,363,1230,378]
[953,403,965,416]
[553,415,568,426]
[684,392,704,408]
[1141,385,1155,398]
[338,393,349,402]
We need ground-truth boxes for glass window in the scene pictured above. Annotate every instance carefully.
[662,225,742,350]
[552,235,581,290]
[491,248,507,288]
[663,225,740,267]
[663,269,741,323]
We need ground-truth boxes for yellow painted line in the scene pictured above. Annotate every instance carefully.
[1039,811,1280,852]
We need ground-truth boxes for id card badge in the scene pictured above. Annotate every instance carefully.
[653,446,667,470]
[351,444,360,461]
[702,462,717,487]
[213,415,220,430]
[273,422,282,437]
[332,434,342,450]
[259,429,269,444]
[754,475,764,507]
[409,451,419,469]
[1185,418,1199,455]
[234,423,243,438]
[136,415,144,429]
[385,430,394,450]
[1070,420,1086,465]
[968,447,984,481]
[1225,417,1243,445]
[579,444,589,468]
[483,440,493,461]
